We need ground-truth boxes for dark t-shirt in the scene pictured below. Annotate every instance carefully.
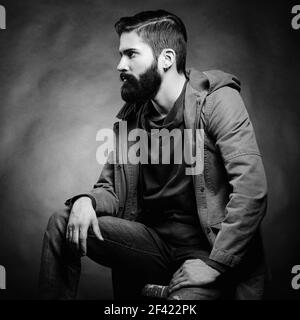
[137,81,211,257]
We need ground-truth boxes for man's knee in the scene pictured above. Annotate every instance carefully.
[47,208,70,234]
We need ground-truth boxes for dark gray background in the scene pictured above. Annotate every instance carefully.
[0,0,299,299]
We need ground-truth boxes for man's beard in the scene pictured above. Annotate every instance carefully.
[120,62,162,104]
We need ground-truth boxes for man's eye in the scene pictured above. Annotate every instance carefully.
[128,52,136,58]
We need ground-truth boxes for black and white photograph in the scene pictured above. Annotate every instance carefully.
[0,0,299,305]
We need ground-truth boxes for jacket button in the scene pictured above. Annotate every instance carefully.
[200,187,204,192]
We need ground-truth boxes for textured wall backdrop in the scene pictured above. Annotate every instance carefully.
[0,0,299,299]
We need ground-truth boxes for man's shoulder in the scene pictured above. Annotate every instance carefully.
[204,86,246,122]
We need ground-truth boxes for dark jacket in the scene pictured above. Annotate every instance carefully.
[66,68,268,281]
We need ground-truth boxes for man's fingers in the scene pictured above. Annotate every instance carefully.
[172,267,184,280]
[71,227,80,250]
[79,227,88,256]
[66,224,75,243]
[66,225,73,241]
[169,275,186,291]
[168,280,190,294]
[92,219,104,241]
[170,275,186,286]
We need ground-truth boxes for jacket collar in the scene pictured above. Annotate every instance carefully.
[183,69,209,130]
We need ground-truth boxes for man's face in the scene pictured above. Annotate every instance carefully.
[117,31,162,103]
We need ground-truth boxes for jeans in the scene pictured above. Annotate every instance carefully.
[38,209,263,300]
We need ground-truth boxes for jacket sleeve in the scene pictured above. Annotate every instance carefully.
[65,151,119,216]
[205,86,268,268]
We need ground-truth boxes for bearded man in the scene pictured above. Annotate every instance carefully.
[38,10,268,300]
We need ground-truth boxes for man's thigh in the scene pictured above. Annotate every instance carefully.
[87,216,173,284]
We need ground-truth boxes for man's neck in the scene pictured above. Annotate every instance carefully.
[151,72,187,116]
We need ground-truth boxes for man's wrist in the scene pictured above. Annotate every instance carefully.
[74,197,93,206]
[65,194,97,210]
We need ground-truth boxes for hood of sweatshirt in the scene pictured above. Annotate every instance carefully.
[186,68,240,94]
[116,68,241,120]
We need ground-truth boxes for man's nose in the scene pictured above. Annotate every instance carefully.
[117,56,129,72]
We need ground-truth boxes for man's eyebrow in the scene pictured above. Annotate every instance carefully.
[119,48,139,55]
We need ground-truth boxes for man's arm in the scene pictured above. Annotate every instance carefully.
[206,86,268,268]
[65,151,119,216]
[169,86,267,293]
[64,149,119,256]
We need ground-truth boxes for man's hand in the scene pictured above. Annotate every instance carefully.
[66,197,104,256]
[168,259,221,294]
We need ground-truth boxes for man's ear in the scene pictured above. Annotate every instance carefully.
[160,48,176,71]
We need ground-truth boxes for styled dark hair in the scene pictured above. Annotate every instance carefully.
[114,10,187,74]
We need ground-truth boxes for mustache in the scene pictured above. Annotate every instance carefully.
[120,72,137,83]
